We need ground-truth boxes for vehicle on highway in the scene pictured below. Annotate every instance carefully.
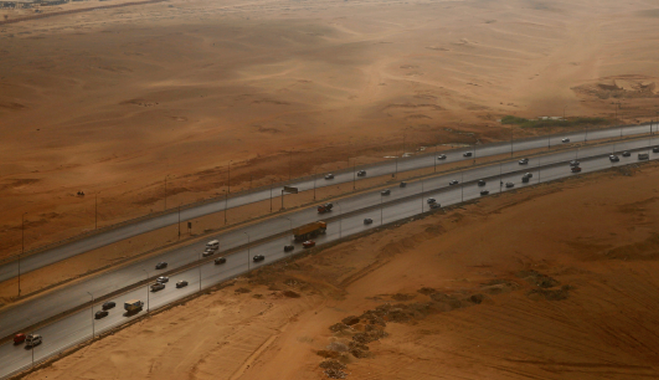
[102,301,116,310]
[522,176,530,183]
[622,151,631,157]
[562,138,570,143]
[176,280,189,288]
[214,257,226,265]
[653,146,659,153]
[523,172,533,178]
[381,189,391,195]
[609,154,619,162]
[25,334,42,348]
[518,158,529,165]
[302,240,316,248]
[638,153,649,160]
[206,240,219,252]
[157,276,169,283]
[569,160,580,167]
[449,180,459,186]
[95,310,109,319]
[324,173,334,180]
[293,221,327,242]
[463,152,473,157]
[317,203,333,214]
[155,262,168,270]
[284,244,295,252]
[357,170,367,177]
[480,190,490,196]
[437,154,447,160]
[477,179,486,187]
[124,299,144,313]
[150,283,165,292]
[399,181,407,188]
[429,203,441,209]
[252,254,265,262]
[363,218,373,225]
[505,182,515,188]
[571,166,582,173]
[427,198,436,204]
[13,333,26,345]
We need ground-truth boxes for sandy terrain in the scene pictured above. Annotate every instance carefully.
[19,160,659,380]
[2,0,659,260]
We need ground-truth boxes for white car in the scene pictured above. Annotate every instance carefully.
[324,173,334,180]
[562,138,570,143]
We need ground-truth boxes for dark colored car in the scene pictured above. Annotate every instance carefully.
[477,179,486,187]
[562,138,570,143]
[381,189,391,195]
[653,146,659,153]
[357,170,367,177]
[13,333,26,345]
[427,198,436,204]
[102,301,116,310]
[463,152,473,157]
[214,257,227,265]
[150,283,165,292]
[399,181,407,188]
[449,180,459,186]
[571,166,582,173]
[429,203,441,209]
[202,248,215,257]
[609,154,620,162]
[437,154,447,160]
[505,182,515,188]
[95,310,109,319]
[518,158,529,165]
[157,276,169,283]
[622,151,631,157]
[522,176,530,183]
[569,160,580,167]
[284,244,295,252]
[303,240,316,248]
[176,280,189,288]
[523,172,533,178]
[252,254,265,262]
[155,262,168,270]
[480,190,490,196]
[363,218,373,225]
[324,173,334,180]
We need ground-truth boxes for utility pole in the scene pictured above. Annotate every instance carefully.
[164,176,167,211]
[142,269,150,312]
[177,205,181,240]
[269,184,273,212]
[87,291,95,338]
[244,231,251,271]
[19,212,26,297]
[94,193,98,230]
[224,190,228,225]
[227,161,232,194]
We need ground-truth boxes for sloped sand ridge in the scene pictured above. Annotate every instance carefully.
[22,162,659,380]
[3,0,659,257]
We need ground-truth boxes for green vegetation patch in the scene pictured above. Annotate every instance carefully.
[501,115,610,129]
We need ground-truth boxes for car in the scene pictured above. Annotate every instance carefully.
[437,154,447,160]
[102,301,116,310]
[480,190,490,196]
[399,181,407,188]
[95,310,109,319]
[477,179,486,187]
[562,138,570,143]
[214,257,227,265]
[156,276,169,283]
[284,244,295,252]
[449,180,459,186]
[302,240,316,248]
[150,283,165,292]
[25,334,42,348]
[324,173,334,180]
[463,152,473,157]
[381,189,391,195]
[622,151,631,157]
[429,203,441,209]
[357,170,367,177]
[176,280,189,288]
[522,176,530,183]
[505,182,515,188]
[571,166,582,173]
[363,218,373,225]
[13,333,26,345]
[252,254,265,262]
[569,160,580,167]
[523,172,533,178]
[427,198,436,204]
[609,154,619,162]
[518,158,529,165]
[653,146,659,153]
[155,262,168,270]
[202,248,216,257]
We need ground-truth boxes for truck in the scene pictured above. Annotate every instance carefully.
[124,299,144,313]
[293,221,327,242]
[317,203,333,214]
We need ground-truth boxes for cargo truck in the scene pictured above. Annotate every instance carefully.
[293,221,327,242]
[124,299,144,314]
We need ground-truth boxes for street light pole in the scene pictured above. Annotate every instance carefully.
[198,249,202,291]
[460,171,464,202]
[352,160,356,191]
[380,194,384,226]
[142,269,150,312]
[224,190,228,225]
[94,193,98,230]
[227,161,232,194]
[336,202,342,238]
[421,181,424,212]
[243,231,251,271]
[87,291,95,338]
[164,176,168,211]
[19,212,26,297]
[313,170,317,201]
[177,205,181,240]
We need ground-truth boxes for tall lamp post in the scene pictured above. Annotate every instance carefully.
[336,202,342,239]
[142,269,150,312]
[510,127,514,157]
[243,231,251,271]
[87,291,95,338]
[94,193,98,230]
[380,194,384,226]
[19,212,27,297]
[227,160,233,194]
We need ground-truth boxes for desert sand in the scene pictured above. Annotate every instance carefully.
[2,0,659,259]
[19,161,659,380]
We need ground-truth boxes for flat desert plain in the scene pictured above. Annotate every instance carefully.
[2,0,659,257]
[22,163,659,380]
